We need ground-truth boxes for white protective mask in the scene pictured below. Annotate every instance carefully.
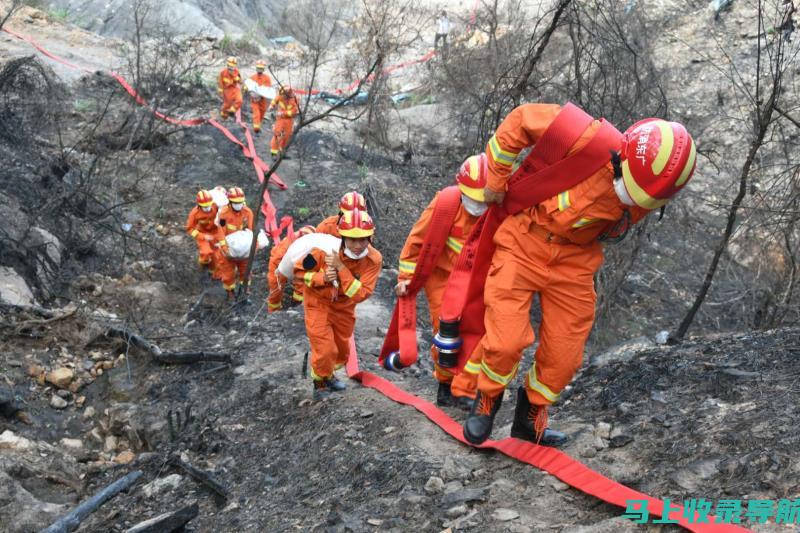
[613,178,636,207]
[201,206,212,213]
[344,246,369,260]
[232,203,244,211]
[461,194,488,217]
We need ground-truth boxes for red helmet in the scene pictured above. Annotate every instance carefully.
[339,191,366,212]
[455,153,488,201]
[338,209,375,238]
[227,187,246,203]
[196,190,213,207]
[620,119,697,210]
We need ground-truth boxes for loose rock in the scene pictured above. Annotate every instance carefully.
[424,476,444,494]
[142,474,184,498]
[50,395,68,409]
[46,367,74,389]
[492,508,520,522]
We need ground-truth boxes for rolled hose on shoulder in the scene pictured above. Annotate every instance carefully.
[433,319,462,369]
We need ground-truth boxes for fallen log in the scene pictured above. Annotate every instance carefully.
[42,470,143,533]
[125,502,199,533]
[105,326,229,364]
[170,457,229,501]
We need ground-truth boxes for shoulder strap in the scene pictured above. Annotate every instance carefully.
[379,186,462,366]
[503,120,622,215]
[406,186,462,294]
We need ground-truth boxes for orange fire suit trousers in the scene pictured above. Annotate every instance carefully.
[271,118,294,155]
[267,272,305,312]
[252,98,267,132]
[472,215,604,406]
[195,232,226,274]
[424,267,458,385]
[216,257,250,292]
[221,88,242,118]
[306,301,355,380]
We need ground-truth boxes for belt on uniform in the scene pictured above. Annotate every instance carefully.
[528,223,575,245]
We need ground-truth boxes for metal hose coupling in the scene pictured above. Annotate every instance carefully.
[383,351,404,371]
[433,319,462,368]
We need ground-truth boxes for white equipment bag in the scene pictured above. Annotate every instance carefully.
[209,186,229,207]
[244,78,277,102]
[277,233,341,279]
[226,230,270,259]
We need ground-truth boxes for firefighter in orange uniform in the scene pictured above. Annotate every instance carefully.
[218,56,243,119]
[463,103,697,447]
[244,60,272,133]
[297,209,382,400]
[186,190,228,276]
[386,155,487,409]
[269,86,300,158]
[266,225,317,312]
[214,187,255,296]
[316,191,367,237]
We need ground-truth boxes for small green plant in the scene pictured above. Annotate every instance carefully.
[218,33,260,57]
[178,70,205,88]
[219,34,233,54]
[47,8,70,22]
[358,163,368,180]
[234,36,260,56]
[297,207,310,218]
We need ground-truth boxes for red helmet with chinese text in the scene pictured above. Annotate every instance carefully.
[196,189,213,207]
[620,119,697,210]
[339,191,367,212]
[338,209,375,238]
[455,153,488,202]
[226,56,238,68]
[226,187,246,203]
[255,60,266,71]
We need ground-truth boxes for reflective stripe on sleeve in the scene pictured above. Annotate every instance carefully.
[344,279,362,298]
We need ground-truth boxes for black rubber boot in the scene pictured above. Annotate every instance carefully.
[436,382,455,407]
[455,395,475,412]
[463,391,503,445]
[510,386,568,447]
[312,380,331,401]
[326,377,347,392]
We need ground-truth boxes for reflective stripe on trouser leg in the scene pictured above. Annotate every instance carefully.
[524,245,599,406]
[450,348,481,399]
[476,258,537,398]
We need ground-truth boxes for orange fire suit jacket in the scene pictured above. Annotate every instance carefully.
[185,204,226,266]
[316,215,341,237]
[268,92,299,118]
[398,193,479,383]
[460,103,652,406]
[296,246,382,380]
[217,205,254,235]
[267,234,306,311]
